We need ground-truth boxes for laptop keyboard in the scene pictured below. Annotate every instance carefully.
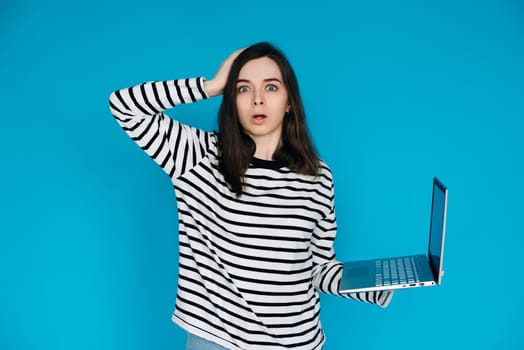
[375,256,420,286]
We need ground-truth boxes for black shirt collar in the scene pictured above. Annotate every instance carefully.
[250,157,287,170]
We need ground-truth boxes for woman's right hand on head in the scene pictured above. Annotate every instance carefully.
[204,48,245,97]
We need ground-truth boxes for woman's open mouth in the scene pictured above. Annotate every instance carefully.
[252,114,267,125]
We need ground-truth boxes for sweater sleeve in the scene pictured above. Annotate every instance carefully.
[311,180,393,308]
[108,78,213,179]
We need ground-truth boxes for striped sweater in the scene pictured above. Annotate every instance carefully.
[109,77,390,350]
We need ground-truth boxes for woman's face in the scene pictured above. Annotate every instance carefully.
[235,57,290,148]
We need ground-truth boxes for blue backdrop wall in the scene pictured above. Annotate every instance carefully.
[1,0,523,349]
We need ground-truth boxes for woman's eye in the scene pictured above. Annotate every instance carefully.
[238,86,250,93]
[266,84,277,92]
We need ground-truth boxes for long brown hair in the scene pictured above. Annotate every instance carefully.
[218,42,320,196]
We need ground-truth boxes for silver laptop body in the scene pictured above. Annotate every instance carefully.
[339,177,448,293]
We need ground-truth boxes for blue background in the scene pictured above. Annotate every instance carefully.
[1,0,523,349]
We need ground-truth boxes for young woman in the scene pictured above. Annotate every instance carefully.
[109,42,392,350]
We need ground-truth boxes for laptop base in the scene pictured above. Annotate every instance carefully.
[339,254,436,293]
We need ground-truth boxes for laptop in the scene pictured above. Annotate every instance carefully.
[339,177,448,293]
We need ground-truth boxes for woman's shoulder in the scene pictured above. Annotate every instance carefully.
[317,159,334,180]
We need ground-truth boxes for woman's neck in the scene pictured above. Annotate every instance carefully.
[253,149,275,161]
[251,135,282,161]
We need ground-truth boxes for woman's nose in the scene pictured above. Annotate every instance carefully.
[252,92,264,106]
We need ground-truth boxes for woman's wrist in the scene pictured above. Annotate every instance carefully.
[203,78,223,97]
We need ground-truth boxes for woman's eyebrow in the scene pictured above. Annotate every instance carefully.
[236,78,282,84]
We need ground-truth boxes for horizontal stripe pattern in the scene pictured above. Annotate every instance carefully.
[109,78,388,350]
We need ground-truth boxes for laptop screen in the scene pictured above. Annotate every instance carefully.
[428,178,448,284]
